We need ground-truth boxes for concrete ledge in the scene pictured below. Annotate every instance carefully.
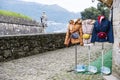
[103,75,119,80]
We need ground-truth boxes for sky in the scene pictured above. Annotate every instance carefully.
[21,0,99,13]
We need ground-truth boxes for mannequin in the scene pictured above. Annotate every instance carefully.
[91,15,114,74]
[91,15,114,43]
[64,19,84,72]
[64,18,83,46]
[82,19,95,45]
[82,19,97,73]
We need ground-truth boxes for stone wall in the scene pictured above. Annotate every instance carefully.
[0,23,43,35]
[0,33,66,62]
[112,0,120,79]
[0,15,40,26]
[0,15,44,35]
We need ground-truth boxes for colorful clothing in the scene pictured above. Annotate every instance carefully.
[64,19,83,46]
[82,19,94,44]
[91,16,114,43]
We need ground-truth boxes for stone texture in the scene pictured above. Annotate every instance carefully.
[103,75,119,80]
[0,43,112,80]
[112,0,120,79]
[0,56,3,61]
[0,23,43,35]
[3,50,12,58]
[0,15,44,35]
[0,33,66,62]
[0,15,40,26]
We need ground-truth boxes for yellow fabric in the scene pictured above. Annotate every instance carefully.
[83,34,91,40]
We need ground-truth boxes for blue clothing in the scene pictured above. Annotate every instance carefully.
[91,19,114,43]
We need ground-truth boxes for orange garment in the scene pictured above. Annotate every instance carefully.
[64,24,73,46]
[64,19,83,46]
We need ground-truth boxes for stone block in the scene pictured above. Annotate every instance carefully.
[3,50,12,58]
[0,56,4,61]
[103,75,119,80]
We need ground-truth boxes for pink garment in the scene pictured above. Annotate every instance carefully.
[82,19,94,34]
[82,19,94,44]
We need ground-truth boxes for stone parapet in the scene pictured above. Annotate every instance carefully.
[0,33,66,62]
[0,15,44,35]
[0,23,43,35]
[0,15,41,26]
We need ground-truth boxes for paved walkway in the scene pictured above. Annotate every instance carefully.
[0,43,112,80]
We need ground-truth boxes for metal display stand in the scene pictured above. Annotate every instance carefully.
[74,45,86,72]
[75,44,77,71]
[86,44,97,74]
[101,43,111,75]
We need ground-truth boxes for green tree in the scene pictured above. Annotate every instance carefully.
[81,2,110,20]
[81,7,101,20]
[97,3,110,19]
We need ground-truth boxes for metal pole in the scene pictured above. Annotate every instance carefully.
[88,45,90,67]
[101,43,104,75]
[102,43,104,68]
[101,43,111,75]
[75,45,77,71]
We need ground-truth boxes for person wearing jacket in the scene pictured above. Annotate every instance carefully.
[64,18,83,46]
[91,15,114,43]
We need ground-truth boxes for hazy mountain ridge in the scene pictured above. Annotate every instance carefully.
[0,0,80,23]
[0,0,81,32]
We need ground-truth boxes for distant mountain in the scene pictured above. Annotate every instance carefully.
[0,0,81,23]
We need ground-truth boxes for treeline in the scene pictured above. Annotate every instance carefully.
[81,2,110,20]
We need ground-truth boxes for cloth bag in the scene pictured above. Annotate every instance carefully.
[97,32,107,39]
[71,32,79,39]
[83,34,91,40]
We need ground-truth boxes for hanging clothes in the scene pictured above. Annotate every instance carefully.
[82,19,95,44]
[64,19,83,46]
[91,16,114,43]
[64,20,74,46]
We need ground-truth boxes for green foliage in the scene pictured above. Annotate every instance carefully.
[0,10,32,20]
[81,2,110,20]
[97,3,110,19]
[81,7,101,20]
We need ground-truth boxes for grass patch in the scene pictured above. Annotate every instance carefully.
[90,49,112,73]
[0,10,32,20]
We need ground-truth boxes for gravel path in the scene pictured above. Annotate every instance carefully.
[0,43,112,80]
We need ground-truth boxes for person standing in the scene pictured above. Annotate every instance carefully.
[40,12,47,32]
